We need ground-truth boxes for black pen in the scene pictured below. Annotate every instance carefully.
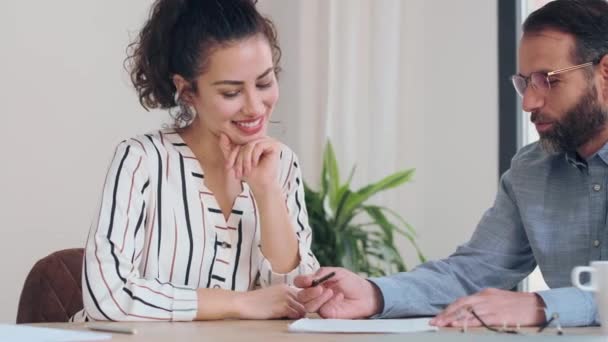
[311,271,336,287]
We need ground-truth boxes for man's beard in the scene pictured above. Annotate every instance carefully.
[532,85,608,153]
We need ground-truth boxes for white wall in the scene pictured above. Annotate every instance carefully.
[0,0,498,322]
[260,0,499,268]
[0,0,162,323]
[401,0,498,265]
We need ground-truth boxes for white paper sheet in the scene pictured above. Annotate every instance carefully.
[288,318,438,334]
[0,324,111,341]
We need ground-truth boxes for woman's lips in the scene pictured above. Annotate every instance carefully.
[232,116,265,135]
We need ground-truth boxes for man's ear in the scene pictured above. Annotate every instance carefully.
[172,74,194,103]
[598,54,608,103]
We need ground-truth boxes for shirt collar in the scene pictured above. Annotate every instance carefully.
[565,150,587,171]
[564,140,608,170]
[595,141,608,165]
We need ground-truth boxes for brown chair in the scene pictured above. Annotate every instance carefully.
[16,248,84,323]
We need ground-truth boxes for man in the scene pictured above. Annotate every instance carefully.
[295,0,608,327]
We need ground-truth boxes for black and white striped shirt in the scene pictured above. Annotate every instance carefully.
[74,130,319,321]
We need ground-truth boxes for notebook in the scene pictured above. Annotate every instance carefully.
[0,324,111,341]
[288,318,438,334]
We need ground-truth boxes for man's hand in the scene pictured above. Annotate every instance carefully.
[430,288,546,327]
[294,267,383,319]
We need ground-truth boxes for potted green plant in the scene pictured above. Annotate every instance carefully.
[304,141,425,277]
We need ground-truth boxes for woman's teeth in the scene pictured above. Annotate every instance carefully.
[234,118,262,128]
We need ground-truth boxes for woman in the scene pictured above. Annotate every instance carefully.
[74,0,319,322]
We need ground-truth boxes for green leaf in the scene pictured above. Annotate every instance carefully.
[358,168,415,196]
[364,206,398,250]
[345,165,357,187]
[363,206,426,264]
[323,141,341,209]
[338,169,415,226]
[372,205,418,237]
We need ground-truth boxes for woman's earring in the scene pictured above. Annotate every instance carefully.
[172,91,197,127]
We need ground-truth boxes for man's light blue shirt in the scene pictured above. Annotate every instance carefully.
[370,141,608,326]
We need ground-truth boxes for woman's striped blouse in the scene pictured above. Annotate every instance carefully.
[74,129,320,322]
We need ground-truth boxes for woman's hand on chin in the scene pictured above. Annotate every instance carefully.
[219,133,281,194]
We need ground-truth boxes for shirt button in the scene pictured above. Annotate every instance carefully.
[213,284,221,289]
[593,240,601,247]
[593,184,602,191]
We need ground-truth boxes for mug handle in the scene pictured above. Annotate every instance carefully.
[571,266,597,292]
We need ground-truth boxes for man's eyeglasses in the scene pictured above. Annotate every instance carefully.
[511,62,594,98]
[458,307,563,336]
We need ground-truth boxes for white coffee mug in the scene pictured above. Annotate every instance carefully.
[572,261,608,332]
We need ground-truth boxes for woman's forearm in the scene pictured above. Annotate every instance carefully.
[253,184,300,273]
[195,288,243,320]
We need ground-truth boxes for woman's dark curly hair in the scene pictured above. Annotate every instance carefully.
[126,0,281,127]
